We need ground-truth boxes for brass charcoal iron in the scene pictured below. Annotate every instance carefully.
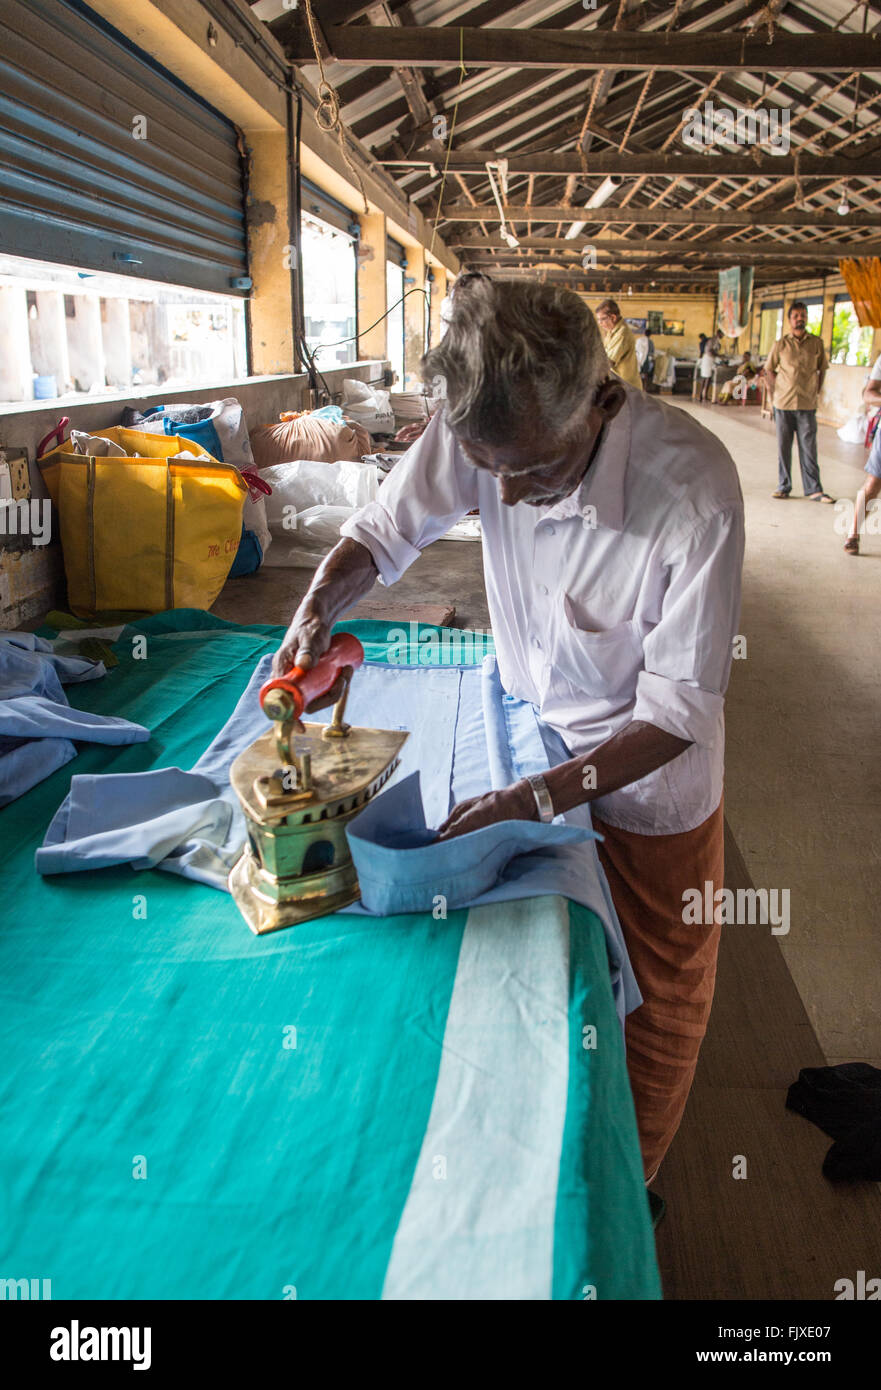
[229,633,408,934]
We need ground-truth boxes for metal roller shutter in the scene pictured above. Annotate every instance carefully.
[300,178,357,237]
[0,0,249,294]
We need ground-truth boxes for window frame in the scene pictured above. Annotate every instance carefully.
[299,198,359,368]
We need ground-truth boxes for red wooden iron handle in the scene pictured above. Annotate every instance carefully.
[260,632,365,722]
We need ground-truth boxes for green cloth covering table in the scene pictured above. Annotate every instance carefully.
[0,610,660,1300]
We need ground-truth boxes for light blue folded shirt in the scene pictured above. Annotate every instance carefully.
[348,770,600,915]
[37,655,640,1020]
[0,632,150,806]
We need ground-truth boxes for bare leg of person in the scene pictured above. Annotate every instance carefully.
[846,474,881,551]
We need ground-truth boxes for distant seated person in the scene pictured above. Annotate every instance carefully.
[595,299,642,389]
[717,351,758,405]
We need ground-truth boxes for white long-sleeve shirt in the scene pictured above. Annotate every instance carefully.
[340,386,744,834]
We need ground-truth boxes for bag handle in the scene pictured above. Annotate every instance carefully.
[36,417,70,458]
[241,469,272,501]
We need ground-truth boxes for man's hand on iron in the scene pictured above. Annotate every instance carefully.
[436,780,537,841]
[273,603,331,678]
[273,539,379,681]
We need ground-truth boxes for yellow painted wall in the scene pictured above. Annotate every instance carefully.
[356,211,388,362]
[428,268,447,354]
[404,244,427,390]
[245,130,295,376]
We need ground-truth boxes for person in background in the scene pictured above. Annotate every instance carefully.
[637,328,655,392]
[595,299,642,389]
[635,325,650,371]
[844,354,881,554]
[764,301,833,503]
[698,342,716,402]
[698,332,708,358]
[717,350,757,405]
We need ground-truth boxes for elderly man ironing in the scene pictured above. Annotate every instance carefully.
[274,278,744,1184]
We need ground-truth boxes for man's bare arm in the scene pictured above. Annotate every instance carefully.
[544,720,692,816]
[438,720,692,838]
[273,538,379,675]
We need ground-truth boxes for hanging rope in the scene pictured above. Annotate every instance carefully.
[428,29,469,262]
[569,0,629,193]
[618,0,686,154]
[747,0,788,44]
[301,0,369,214]
[792,149,805,207]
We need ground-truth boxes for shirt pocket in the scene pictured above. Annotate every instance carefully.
[552,597,645,700]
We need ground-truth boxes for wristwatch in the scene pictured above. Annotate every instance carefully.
[525,773,555,823]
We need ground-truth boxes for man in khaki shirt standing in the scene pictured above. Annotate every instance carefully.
[595,299,643,389]
[764,300,833,502]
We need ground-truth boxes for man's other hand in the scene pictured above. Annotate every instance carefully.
[395,421,429,444]
[436,780,537,840]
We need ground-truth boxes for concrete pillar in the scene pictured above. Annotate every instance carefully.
[0,286,33,402]
[356,210,387,362]
[101,298,133,390]
[821,286,837,354]
[245,128,296,376]
[428,266,447,355]
[65,293,105,393]
[404,242,427,390]
[28,291,69,391]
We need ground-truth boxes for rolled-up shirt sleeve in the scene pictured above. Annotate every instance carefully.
[339,408,479,586]
[632,506,744,746]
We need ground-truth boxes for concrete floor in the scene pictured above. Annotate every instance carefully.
[214,398,880,1071]
[680,400,881,1071]
[213,536,491,632]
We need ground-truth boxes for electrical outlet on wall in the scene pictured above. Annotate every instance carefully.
[0,447,31,501]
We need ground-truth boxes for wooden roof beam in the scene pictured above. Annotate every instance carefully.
[284,27,881,72]
[443,204,881,227]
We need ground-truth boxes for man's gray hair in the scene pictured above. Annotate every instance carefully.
[423,278,609,445]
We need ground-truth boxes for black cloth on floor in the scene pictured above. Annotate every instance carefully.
[786,1063,881,1181]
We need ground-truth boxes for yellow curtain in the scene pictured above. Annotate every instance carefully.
[838,258,881,327]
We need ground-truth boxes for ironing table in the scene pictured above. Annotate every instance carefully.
[0,610,660,1300]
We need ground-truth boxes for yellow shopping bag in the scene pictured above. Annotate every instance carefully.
[39,428,248,617]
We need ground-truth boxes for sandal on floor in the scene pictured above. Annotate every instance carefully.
[844,535,860,554]
[807,491,835,503]
[772,489,790,498]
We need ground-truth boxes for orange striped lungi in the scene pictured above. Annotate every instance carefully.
[593,800,725,1182]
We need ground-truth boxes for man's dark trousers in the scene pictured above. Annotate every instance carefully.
[775,408,822,495]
